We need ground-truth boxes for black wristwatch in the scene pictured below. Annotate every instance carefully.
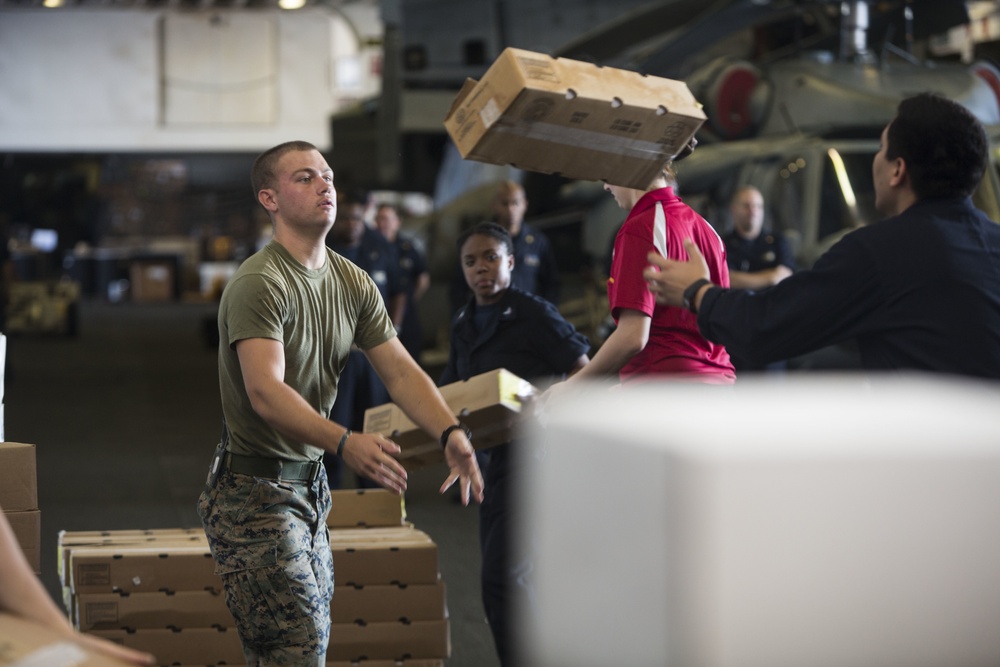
[682,278,713,314]
[440,422,472,449]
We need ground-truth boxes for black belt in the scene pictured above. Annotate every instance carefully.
[222,452,322,482]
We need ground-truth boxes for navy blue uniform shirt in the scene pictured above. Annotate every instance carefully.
[699,197,1000,378]
[449,223,560,314]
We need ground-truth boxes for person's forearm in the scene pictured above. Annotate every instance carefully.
[380,355,460,437]
[389,294,407,327]
[246,378,345,453]
[566,328,640,382]
[413,273,430,301]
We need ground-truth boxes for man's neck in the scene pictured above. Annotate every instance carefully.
[273,226,328,269]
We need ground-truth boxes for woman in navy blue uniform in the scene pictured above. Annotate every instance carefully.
[441,222,590,666]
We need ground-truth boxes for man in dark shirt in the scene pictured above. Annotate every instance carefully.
[375,203,430,360]
[449,180,560,313]
[724,185,795,290]
[723,185,795,372]
[643,93,1000,379]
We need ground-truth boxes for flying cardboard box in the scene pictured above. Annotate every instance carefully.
[363,369,535,471]
[443,47,705,189]
[0,442,38,511]
[0,613,132,666]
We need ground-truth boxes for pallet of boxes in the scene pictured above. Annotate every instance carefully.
[58,490,446,667]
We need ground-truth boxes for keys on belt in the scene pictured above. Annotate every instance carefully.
[222,451,322,482]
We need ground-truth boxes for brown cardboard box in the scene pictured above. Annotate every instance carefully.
[0,442,38,511]
[74,589,231,632]
[91,627,244,665]
[328,489,406,529]
[363,369,535,471]
[444,47,706,189]
[0,613,132,666]
[5,509,40,574]
[129,260,175,303]
[332,582,446,624]
[58,530,207,592]
[328,619,449,661]
[57,528,207,586]
[331,527,439,586]
[68,544,220,594]
[58,528,207,588]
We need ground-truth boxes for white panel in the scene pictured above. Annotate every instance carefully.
[0,11,158,127]
[163,14,275,126]
[0,9,358,151]
[522,375,1000,667]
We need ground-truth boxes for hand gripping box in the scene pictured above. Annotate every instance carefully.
[363,369,535,471]
[444,47,706,189]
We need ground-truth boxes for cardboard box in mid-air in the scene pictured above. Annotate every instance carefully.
[444,47,705,189]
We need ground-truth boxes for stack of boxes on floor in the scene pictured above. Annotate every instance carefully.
[58,490,446,667]
[0,441,41,575]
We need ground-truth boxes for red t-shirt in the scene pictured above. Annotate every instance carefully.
[607,187,735,384]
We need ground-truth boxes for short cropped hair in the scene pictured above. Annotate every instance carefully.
[457,222,513,256]
[886,93,988,200]
[251,141,319,195]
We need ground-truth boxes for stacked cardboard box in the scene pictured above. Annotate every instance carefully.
[59,528,244,665]
[363,368,536,471]
[60,491,444,667]
[327,490,447,665]
[0,442,41,574]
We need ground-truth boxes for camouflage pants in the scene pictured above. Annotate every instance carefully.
[198,465,333,667]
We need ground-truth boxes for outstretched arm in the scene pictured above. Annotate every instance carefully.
[236,337,408,494]
[366,337,485,505]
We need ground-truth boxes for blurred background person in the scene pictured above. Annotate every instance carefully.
[325,190,404,488]
[375,202,430,362]
[723,185,795,372]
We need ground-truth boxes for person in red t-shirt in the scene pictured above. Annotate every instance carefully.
[555,166,735,389]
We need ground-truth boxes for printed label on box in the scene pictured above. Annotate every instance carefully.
[479,99,501,129]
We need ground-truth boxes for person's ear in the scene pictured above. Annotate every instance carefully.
[889,157,907,188]
[258,189,278,213]
[507,253,515,271]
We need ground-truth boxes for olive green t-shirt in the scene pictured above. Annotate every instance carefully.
[218,240,395,461]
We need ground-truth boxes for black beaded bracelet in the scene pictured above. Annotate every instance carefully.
[440,423,472,449]
[337,430,352,458]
